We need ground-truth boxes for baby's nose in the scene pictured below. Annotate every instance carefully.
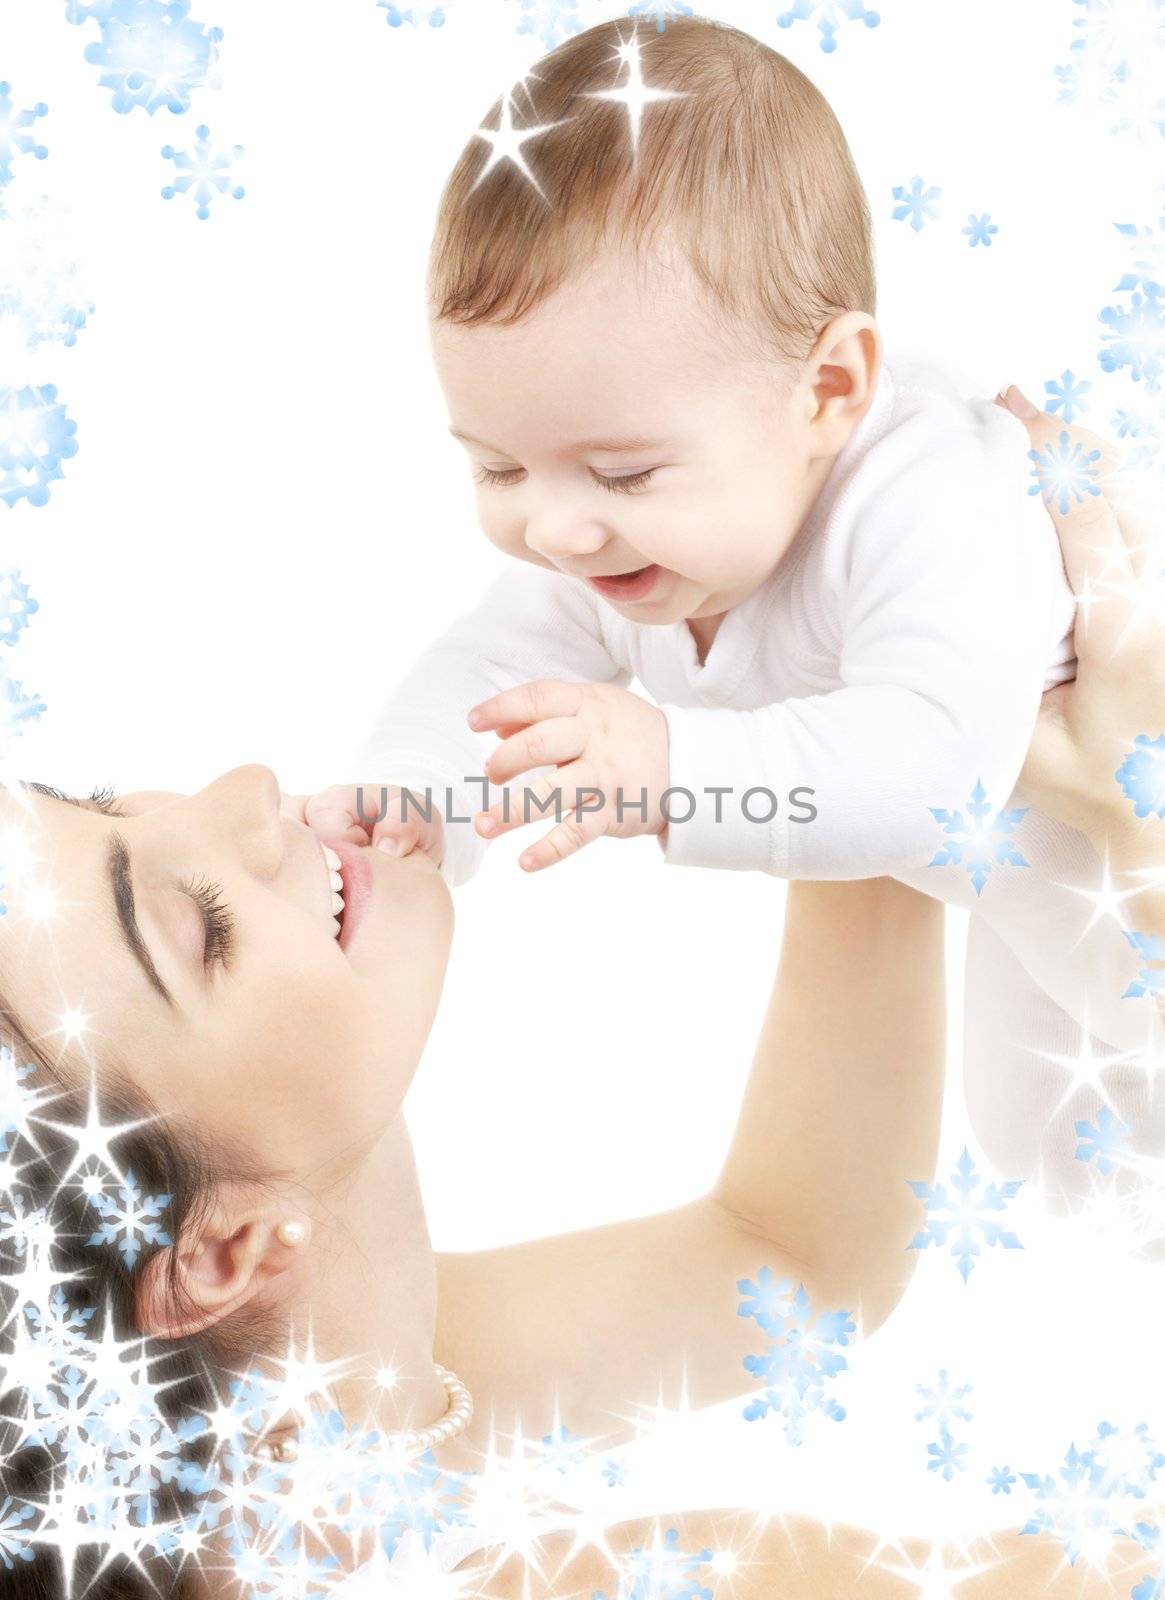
[523,511,609,562]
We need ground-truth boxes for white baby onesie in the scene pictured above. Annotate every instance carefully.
[357,350,1165,1196]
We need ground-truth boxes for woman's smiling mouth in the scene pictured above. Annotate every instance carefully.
[326,839,373,952]
[322,843,345,938]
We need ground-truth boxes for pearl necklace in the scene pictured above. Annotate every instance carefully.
[251,1364,473,1465]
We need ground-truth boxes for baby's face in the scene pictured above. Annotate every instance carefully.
[432,239,828,628]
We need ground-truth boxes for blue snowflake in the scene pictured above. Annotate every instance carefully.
[0,570,38,647]
[515,0,584,49]
[1113,212,1165,299]
[1116,734,1165,818]
[1017,1423,1165,1566]
[374,1448,471,1556]
[64,0,127,20]
[963,213,998,248]
[225,1366,285,1433]
[1076,1105,1133,1174]
[1100,280,1165,396]
[73,0,224,116]
[914,1368,974,1432]
[0,1190,47,1257]
[0,1498,36,1571]
[24,1287,96,1360]
[0,203,95,352]
[1123,930,1165,999]
[892,174,942,232]
[738,1269,853,1445]
[1112,404,1158,439]
[628,0,695,27]
[0,83,49,188]
[161,124,245,220]
[1019,1440,1125,1565]
[1,1046,41,1152]
[0,381,80,509]
[927,779,1031,896]
[1089,1420,1165,1499]
[927,1427,970,1482]
[603,1456,629,1487]
[1131,1519,1165,1600]
[226,1529,337,1595]
[1044,368,1093,422]
[594,1525,713,1600]
[86,1169,173,1266]
[907,1147,1023,1282]
[0,664,47,745]
[777,0,881,52]
[1053,0,1165,142]
[988,1464,1016,1495]
[541,1424,587,1473]
[1028,428,1103,516]
[377,2,447,23]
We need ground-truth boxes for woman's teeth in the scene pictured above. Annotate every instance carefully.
[322,844,345,938]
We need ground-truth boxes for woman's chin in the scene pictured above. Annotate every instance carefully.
[345,844,454,979]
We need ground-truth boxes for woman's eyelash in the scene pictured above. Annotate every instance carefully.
[25,782,125,816]
[179,875,236,972]
[473,466,656,494]
[86,785,124,815]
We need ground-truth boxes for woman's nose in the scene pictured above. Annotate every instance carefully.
[192,764,285,880]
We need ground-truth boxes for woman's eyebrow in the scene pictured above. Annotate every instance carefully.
[106,832,176,1009]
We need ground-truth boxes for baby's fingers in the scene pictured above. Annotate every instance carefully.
[372,809,443,862]
[306,789,376,846]
[518,808,602,872]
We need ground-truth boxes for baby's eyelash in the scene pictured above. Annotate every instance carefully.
[473,466,657,495]
[179,875,236,972]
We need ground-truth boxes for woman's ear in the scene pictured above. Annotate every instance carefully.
[135,1189,310,1340]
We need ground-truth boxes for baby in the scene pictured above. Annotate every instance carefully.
[306,16,1162,1194]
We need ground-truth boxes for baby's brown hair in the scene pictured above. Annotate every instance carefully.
[427,13,875,372]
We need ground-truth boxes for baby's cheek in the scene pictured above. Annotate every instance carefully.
[477,503,521,555]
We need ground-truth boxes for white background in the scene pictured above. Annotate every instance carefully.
[3,0,1164,1551]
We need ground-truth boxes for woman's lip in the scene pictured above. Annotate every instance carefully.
[330,839,372,952]
[586,564,661,602]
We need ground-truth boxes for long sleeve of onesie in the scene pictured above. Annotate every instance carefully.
[354,562,629,888]
[659,410,1071,880]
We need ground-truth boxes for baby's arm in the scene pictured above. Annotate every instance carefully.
[353,562,629,886]
[662,428,1074,880]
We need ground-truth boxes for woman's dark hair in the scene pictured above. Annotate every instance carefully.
[0,995,279,1598]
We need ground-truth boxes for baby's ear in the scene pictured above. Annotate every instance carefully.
[135,1188,310,1340]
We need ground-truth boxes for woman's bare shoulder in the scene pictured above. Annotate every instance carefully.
[434,1199,819,1446]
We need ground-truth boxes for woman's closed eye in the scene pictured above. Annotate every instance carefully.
[179,876,236,971]
[473,465,657,494]
[26,781,126,816]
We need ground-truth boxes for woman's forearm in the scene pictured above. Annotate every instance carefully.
[709,876,945,1331]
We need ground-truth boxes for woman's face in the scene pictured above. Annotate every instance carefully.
[0,766,454,1173]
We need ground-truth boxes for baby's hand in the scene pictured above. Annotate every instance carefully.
[467,679,670,871]
[287,784,445,864]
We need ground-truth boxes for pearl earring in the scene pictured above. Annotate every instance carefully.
[277,1220,307,1248]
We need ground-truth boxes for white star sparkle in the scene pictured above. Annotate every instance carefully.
[471,90,569,199]
[582,27,688,162]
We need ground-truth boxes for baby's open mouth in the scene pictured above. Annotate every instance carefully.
[585,564,661,602]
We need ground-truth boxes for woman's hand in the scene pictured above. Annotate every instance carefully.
[995,386,1164,854]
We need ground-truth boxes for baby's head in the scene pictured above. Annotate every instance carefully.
[429,15,879,628]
